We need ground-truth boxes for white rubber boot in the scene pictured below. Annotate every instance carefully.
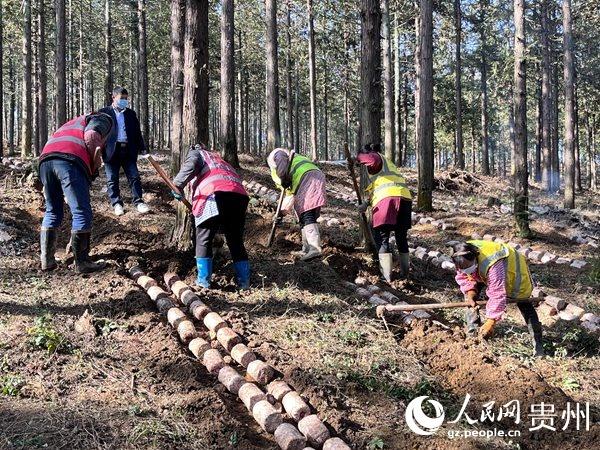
[378,253,394,282]
[300,223,322,261]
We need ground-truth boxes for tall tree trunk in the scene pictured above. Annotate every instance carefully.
[513,0,531,236]
[237,63,245,155]
[323,71,328,160]
[540,0,552,190]
[38,0,48,146]
[551,59,560,192]
[294,66,300,153]
[137,0,149,145]
[479,0,490,175]
[104,0,112,105]
[574,76,581,191]
[265,0,281,152]
[87,0,94,111]
[307,0,318,160]
[562,0,575,209]
[221,0,237,166]
[170,0,209,250]
[591,115,597,191]
[9,59,15,155]
[454,0,464,169]
[169,0,185,175]
[359,0,381,148]
[416,0,434,210]
[534,78,541,182]
[21,0,33,158]
[56,0,67,126]
[382,0,394,161]
[402,70,408,165]
[285,0,294,148]
[393,14,402,166]
[0,2,3,157]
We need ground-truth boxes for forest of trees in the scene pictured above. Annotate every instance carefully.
[1,0,599,218]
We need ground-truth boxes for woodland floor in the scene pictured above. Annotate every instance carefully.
[0,153,599,450]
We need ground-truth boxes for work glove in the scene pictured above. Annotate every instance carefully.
[280,174,292,189]
[171,190,183,201]
[480,318,496,339]
[357,202,369,213]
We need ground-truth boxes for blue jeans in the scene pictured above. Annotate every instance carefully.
[40,158,92,231]
[104,144,143,206]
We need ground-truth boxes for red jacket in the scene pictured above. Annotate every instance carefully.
[40,116,94,176]
[190,149,246,216]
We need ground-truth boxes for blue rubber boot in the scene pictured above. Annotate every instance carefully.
[196,257,213,288]
[233,260,251,289]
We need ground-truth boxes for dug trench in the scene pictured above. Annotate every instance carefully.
[1,154,598,449]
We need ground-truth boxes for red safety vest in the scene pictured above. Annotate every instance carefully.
[40,115,93,175]
[191,149,247,216]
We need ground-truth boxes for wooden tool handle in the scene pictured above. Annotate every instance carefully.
[146,155,193,212]
[378,297,539,314]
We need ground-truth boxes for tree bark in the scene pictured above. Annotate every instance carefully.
[307,0,318,160]
[454,0,464,169]
[359,0,381,148]
[540,0,552,190]
[416,0,434,211]
[9,59,15,155]
[534,77,541,182]
[169,0,185,175]
[479,0,490,175]
[0,3,3,156]
[562,0,575,209]
[137,0,150,145]
[170,0,209,250]
[591,115,597,191]
[285,0,294,148]
[37,0,48,147]
[265,0,281,152]
[237,59,245,155]
[221,0,238,166]
[513,0,531,236]
[104,0,113,105]
[56,0,67,126]
[393,14,402,166]
[21,0,33,157]
[382,0,394,161]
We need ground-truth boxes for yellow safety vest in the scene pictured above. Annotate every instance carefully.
[468,240,533,300]
[271,153,319,194]
[365,156,412,206]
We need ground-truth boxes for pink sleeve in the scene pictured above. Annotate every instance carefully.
[484,260,508,320]
[455,271,478,295]
[357,152,382,174]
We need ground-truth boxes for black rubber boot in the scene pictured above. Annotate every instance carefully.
[519,302,545,357]
[40,228,57,271]
[465,308,482,335]
[71,231,106,274]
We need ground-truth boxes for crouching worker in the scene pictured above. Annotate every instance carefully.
[450,240,544,356]
[39,112,114,273]
[172,144,250,289]
[355,143,412,282]
[267,148,326,260]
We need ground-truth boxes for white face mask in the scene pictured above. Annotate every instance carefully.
[461,263,478,275]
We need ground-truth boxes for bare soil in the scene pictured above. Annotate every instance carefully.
[0,154,598,449]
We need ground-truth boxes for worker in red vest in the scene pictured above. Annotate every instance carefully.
[39,112,114,273]
[171,144,250,289]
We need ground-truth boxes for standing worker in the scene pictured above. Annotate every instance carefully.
[267,148,327,260]
[171,144,251,289]
[355,143,412,282]
[39,112,114,273]
[450,240,544,356]
[100,86,150,216]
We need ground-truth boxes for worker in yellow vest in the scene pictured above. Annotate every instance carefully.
[450,240,544,356]
[267,148,327,260]
[356,143,413,281]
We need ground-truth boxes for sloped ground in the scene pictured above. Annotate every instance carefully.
[0,153,598,449]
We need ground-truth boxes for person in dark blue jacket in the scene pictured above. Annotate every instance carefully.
[100,86,150,216]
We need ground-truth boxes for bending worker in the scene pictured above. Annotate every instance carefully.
[171,144,250,289]
[267,148,326,260]
[450,240,544,357]
[355,143,412,282]
[39,112,114,273]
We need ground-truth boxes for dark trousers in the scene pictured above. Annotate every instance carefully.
[299,208,320,228]
[195,192,249,262]
[40,158,92,231]
[372,199,412,254]
[104,143,143,206]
